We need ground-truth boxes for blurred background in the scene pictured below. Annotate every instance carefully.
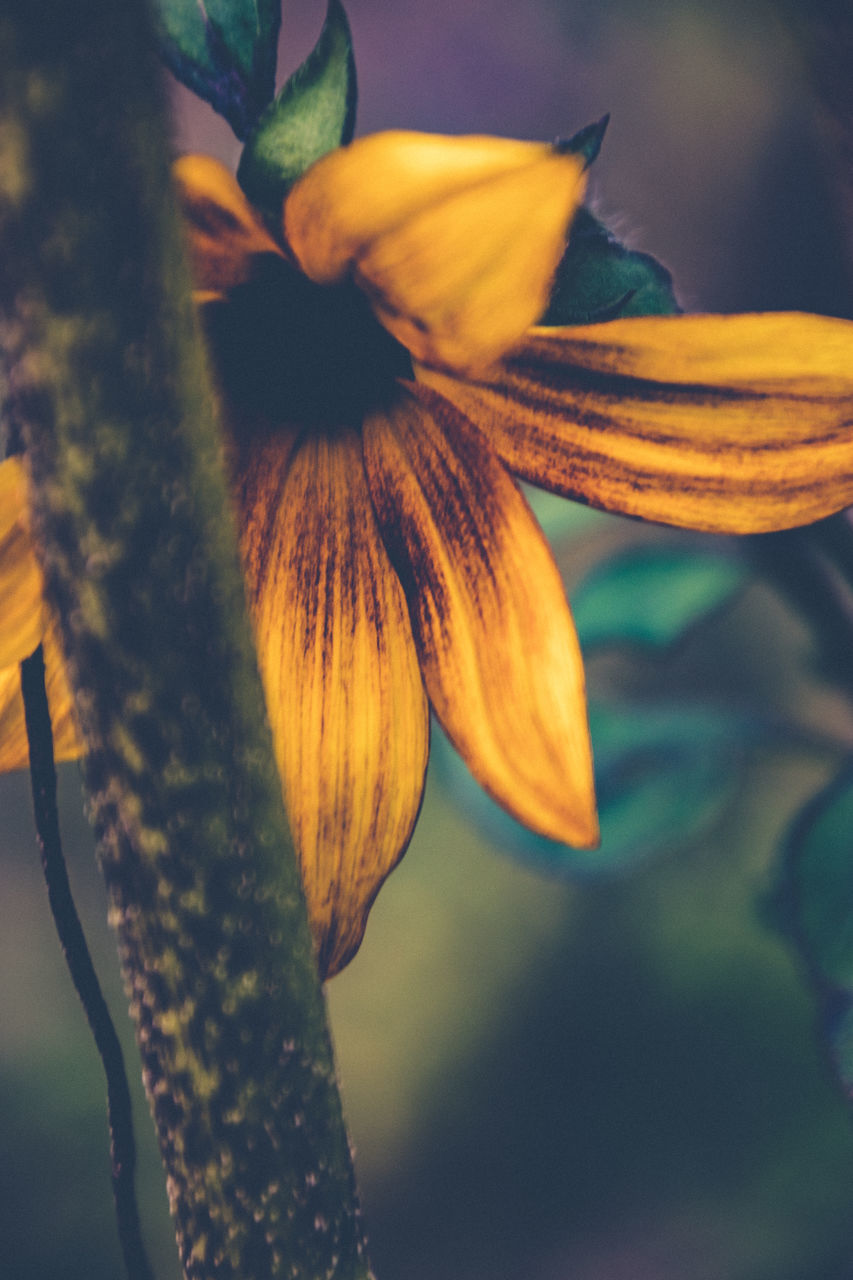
[3,0,853,1276]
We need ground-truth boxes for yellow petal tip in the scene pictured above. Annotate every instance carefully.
[173,153,283,293]
[522,784,600,851]
[284,130,586,373]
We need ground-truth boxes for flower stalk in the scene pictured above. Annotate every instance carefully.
[0,1,371,1277]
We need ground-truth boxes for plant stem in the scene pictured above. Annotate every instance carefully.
[21,646,154,1280]
[0,2,372,1277]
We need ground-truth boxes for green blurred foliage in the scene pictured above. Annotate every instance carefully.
[5,749,853,1279]
[433,704,752,874]
[338,761,853,1280]
[786,772,853,991]
[777,771,853,1100]
[572,547,747,651]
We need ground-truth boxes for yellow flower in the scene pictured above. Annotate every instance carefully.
[4,130,853,977]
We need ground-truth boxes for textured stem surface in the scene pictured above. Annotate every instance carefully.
[0,2,372,1277]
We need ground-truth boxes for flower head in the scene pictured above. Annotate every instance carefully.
[4,128,853,976]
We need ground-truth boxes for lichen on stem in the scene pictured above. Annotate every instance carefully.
[0,0,372,1276]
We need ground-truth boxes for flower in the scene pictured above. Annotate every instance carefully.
[3,130,853,977]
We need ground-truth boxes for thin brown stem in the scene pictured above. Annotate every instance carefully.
[20,645,154,1280]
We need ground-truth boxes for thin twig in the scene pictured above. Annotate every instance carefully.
[20,646,154,1280]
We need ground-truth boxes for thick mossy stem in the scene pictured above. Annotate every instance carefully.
[0,2,372,1277]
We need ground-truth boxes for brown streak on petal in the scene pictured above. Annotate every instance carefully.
[237,426,428,977]
[231,427,303,611]
[0,617,82,772]
[363,382,598,848]
[421,313,853,534]
[0,456,46,668]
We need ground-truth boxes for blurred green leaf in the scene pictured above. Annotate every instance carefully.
[433,705,754,877]
[542,207,679,325]
[778,771,853,1097]
[154,0,280,139]
[784,771,853,990]
[572,546,747,651]
[590,704,750,865]
[829,1002,853,1098]
[238,0,356,219]
[523,483,612,542]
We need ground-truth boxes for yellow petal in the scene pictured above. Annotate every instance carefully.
[173,154,285,294]
[0,618,82,772]
[420,313,853,534]
[236,427,429,978]
[284,131,586,376]
[0,456,45,668]
[0,665,29,771]
[363,381,598,848]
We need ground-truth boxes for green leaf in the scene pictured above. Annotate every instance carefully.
[523,483,612,543]
[542,206,680,325]
[784,772,853,990]
[829,1001,853,1098]
[432,705,754,877]
[589,705,750,866]
[777,771,853,1096]
[572,546,747,651]
[154,0,280,139]
[237,0,357,221]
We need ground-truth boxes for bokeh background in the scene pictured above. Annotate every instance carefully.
[3,1,853,1276]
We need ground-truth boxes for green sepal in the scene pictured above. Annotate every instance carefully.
[153,0,280,140]
[558,115,609,170]
[237,0,357,223]
[572,546,747,652]
[542,206,680,326]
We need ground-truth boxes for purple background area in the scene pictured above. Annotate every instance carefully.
[170,0,851,318]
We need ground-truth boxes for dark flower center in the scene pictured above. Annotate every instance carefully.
[201,253,413,433]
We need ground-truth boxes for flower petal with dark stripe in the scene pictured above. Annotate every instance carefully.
[4,127,853,977]
[418,314,853,533]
